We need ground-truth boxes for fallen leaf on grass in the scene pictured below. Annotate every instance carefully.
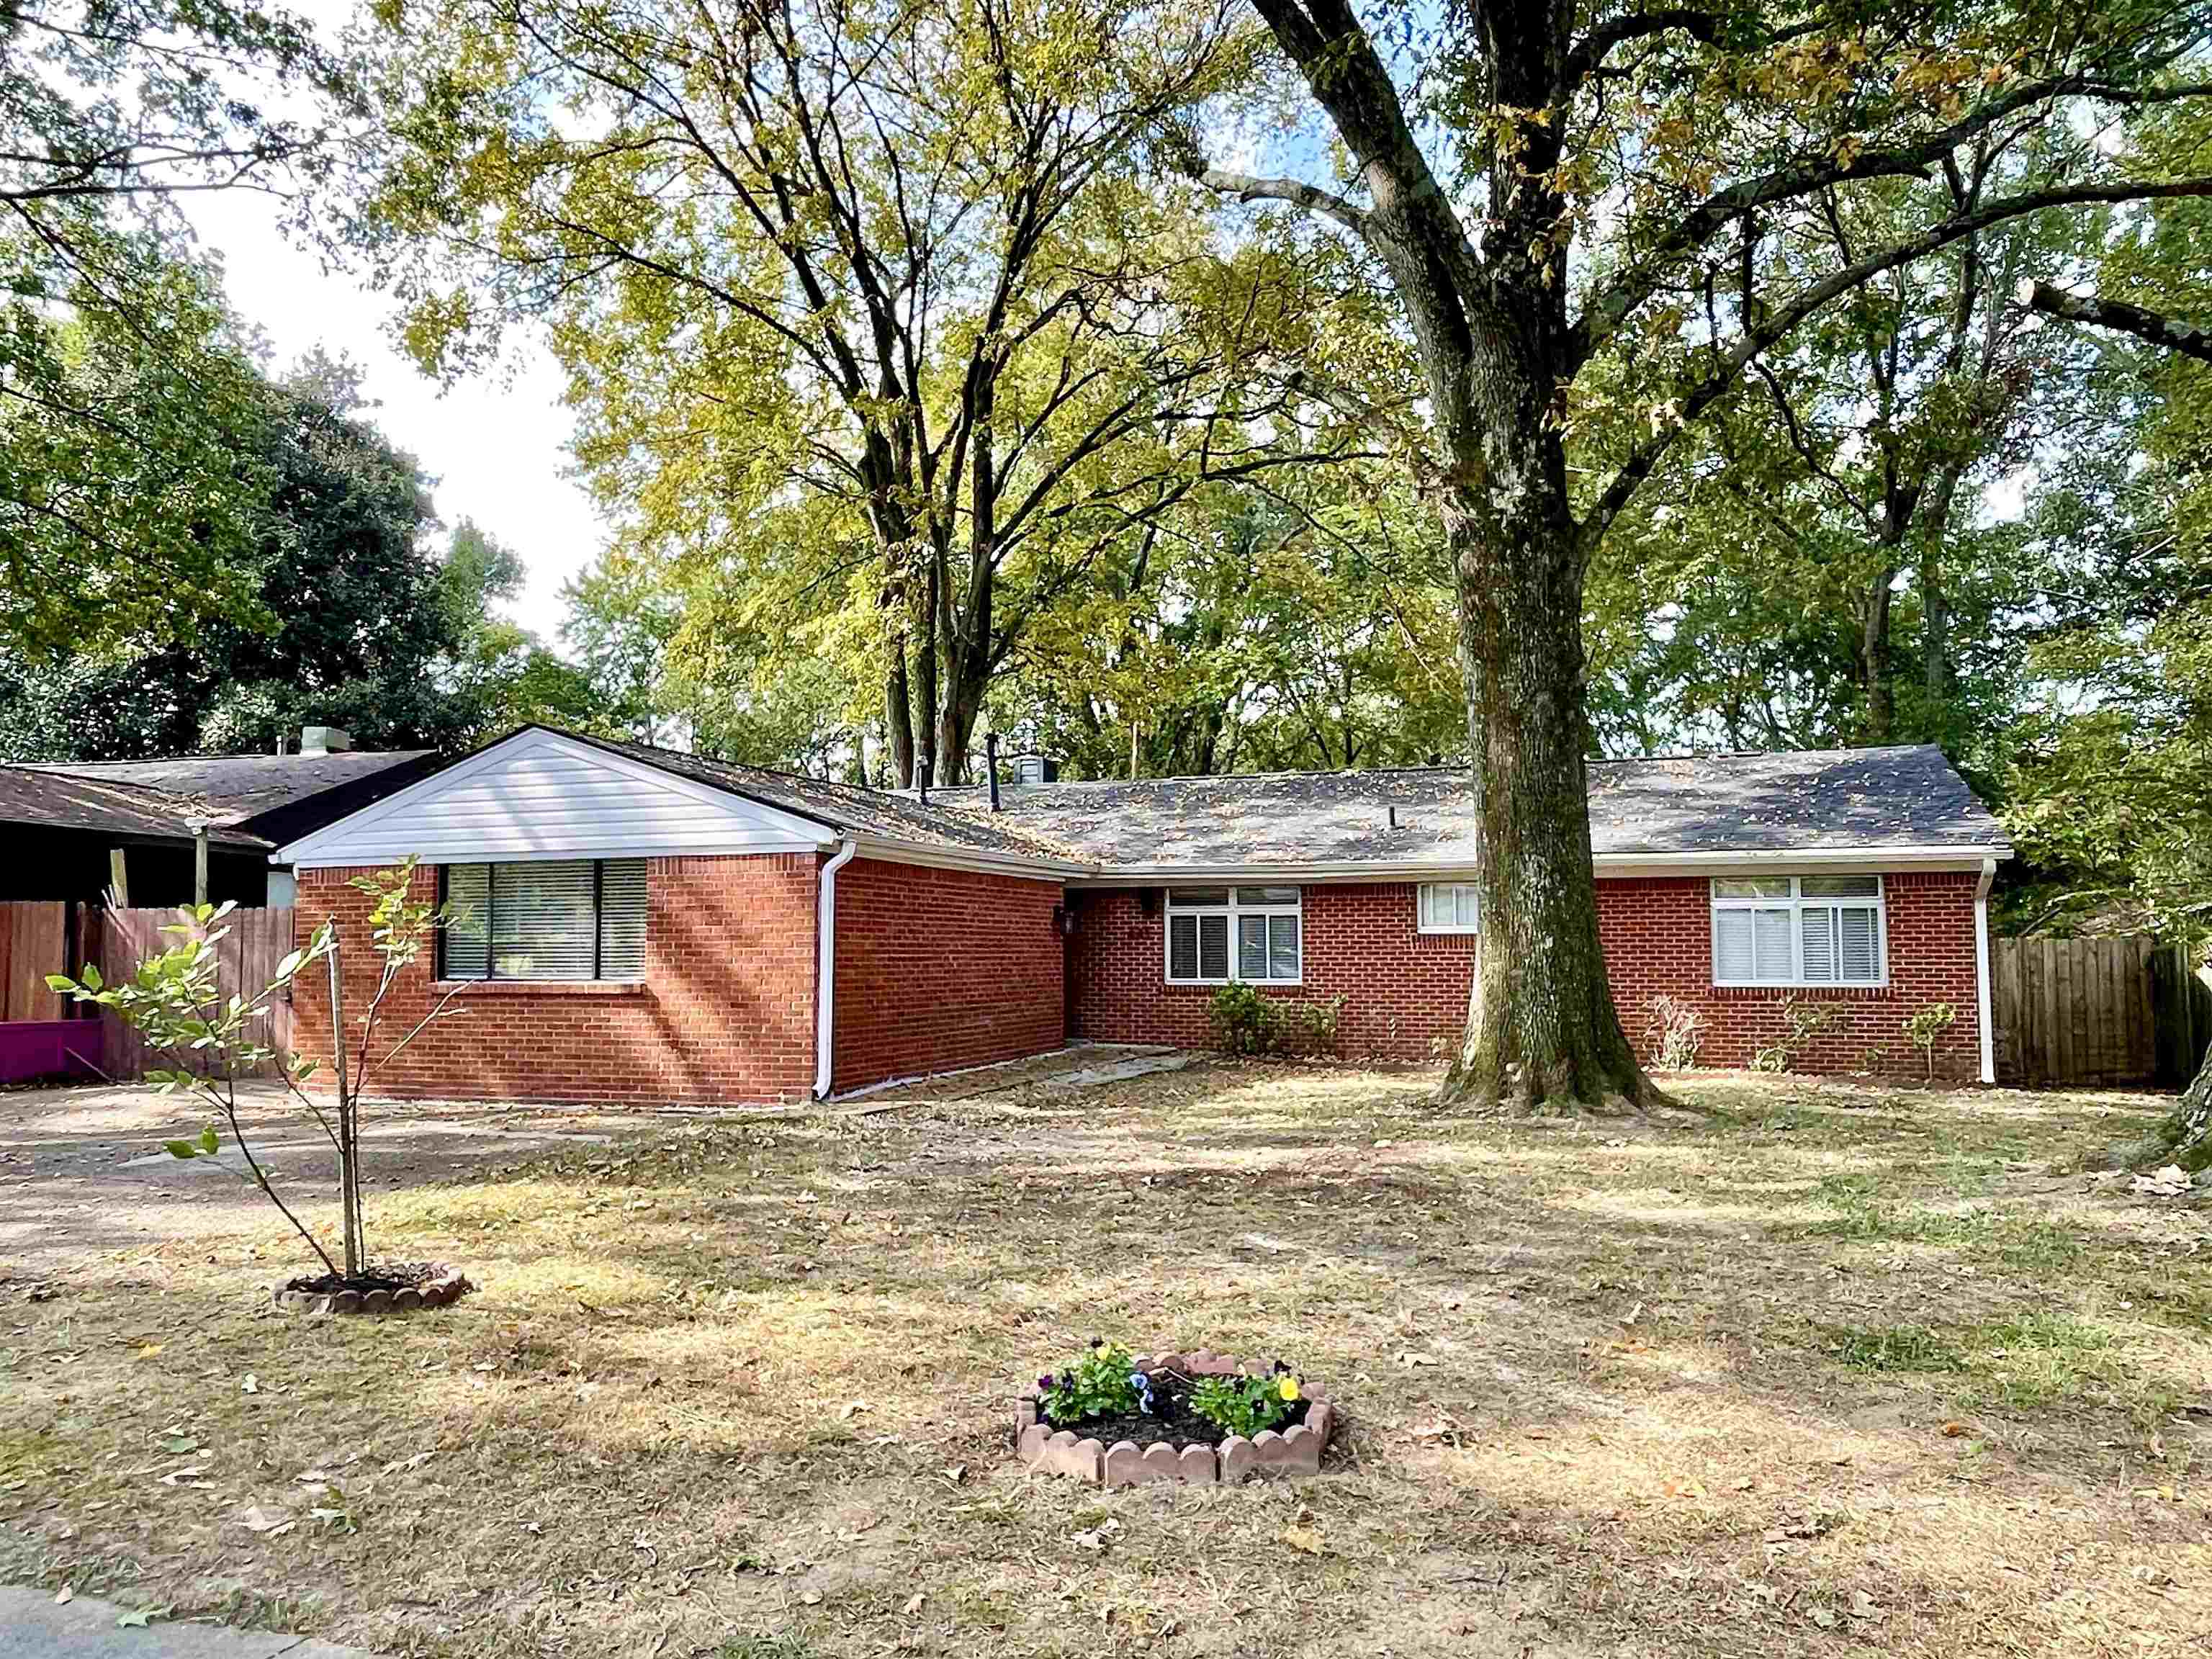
[902,1593,925,1617]
[1849,1591,1881,1621]
[135,1343,163,1359]
[1940,1421,1971,1437]
[53,1586,72,1606]
[1069,1519,1122,1552]
[240,1505,295,1537]
[1280,1526,1325,1555]
[837,1400,870,1419]
[114,1607,163,1629]
[158,1465,209,1486]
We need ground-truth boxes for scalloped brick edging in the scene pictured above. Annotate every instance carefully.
[1014,1349,1335,1486]
[272,1264,475,1316]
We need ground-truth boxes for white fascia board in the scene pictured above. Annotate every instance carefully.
[275,727,840,867]
[1593,845,2011,876]
[1066,843,2012,888]
[848,833,1093,881]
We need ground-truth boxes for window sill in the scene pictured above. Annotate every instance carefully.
[1712,981,1890,997]
[1165,979,1305,990]
[433,979,649,998]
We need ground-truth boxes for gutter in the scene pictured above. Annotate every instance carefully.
[1974,855,1997,1084]
[813,837,859,1100]
[1067,844,2013,888]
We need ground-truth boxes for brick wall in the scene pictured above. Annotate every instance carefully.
[830,857,1066,1093]
[292,855,819,1105]
[1067,870,1985,1078]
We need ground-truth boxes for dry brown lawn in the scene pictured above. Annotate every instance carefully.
[2,1062,2208,1658]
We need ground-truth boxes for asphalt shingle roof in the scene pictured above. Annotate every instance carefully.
[925,745,2008,870]
[22,750,435,830]
[570,734,1091,865]
[0,765,270,848]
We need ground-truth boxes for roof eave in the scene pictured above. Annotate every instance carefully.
[1066,842,2013,886]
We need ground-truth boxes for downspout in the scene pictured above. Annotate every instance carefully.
[814,838,859,1100]
[1974,856,1997,1084]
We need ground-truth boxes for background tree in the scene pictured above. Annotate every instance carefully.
[1188,0,2212,1111]
[355,0,1380,786]
[0,359,588,759]
[2,0,351,656]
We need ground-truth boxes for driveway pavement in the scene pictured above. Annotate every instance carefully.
[0,1587,363,1658]
[0,1080,647,1277]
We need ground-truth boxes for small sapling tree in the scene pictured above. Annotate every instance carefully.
[51,859,470,1287]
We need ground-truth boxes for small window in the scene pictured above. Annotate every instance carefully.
[1418,882,1482,934]
[1166,886,1300,984]
[439,859,649,982]
[1710,875,1884,987]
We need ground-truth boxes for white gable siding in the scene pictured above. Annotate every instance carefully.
[276,730,835,867]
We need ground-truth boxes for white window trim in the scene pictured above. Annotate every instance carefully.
[1709,875,1888,989]
[1164,887,1303,986]
[1416,881,1483,935]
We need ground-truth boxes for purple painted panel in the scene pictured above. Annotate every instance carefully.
[0,1021,103,1084]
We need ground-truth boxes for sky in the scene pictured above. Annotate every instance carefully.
[178,166,599,645]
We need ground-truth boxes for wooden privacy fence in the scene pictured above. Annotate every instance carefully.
[0,901,80,1021]
[2152,943,2212,1089]
[1992,935,2212,1089]
[96,906,296,1080]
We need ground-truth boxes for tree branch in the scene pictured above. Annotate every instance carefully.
[2020,280,2212,364]
[1582,174,2212,548]
[1194,166,1370,236]
[1570,69,2212,366]
[1560,9,1720,99]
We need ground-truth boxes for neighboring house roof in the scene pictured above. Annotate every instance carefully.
[21,750,439,839]
[929,744,2010,875]
[0,765,269,848]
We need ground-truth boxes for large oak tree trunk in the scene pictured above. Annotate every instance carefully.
[1437,424,1661,1111]
[2145,1044,2212,1174]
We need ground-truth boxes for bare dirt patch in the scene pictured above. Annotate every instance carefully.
[1,1066,2207,1657]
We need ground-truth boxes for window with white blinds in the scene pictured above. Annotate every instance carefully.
[439,860,649,982]
[1418,882,1482,934]
[1165,886,1300,984]
[1710,875,1884,986]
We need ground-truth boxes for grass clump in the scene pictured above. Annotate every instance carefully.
[1822,1323,1968,1372]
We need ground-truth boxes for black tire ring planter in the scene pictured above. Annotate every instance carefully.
[1015,1348,1335,1485]
[272,1262,473,1316]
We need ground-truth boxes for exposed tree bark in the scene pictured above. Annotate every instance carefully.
[2023,282,2212,363]
[2144,1045,2212,1174]
[1215,0,1663,1112]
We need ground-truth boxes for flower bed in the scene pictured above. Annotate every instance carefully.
[1015,1342,1335,1486]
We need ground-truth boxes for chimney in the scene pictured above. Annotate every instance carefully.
[985,732,1002,811]
[301,726,353,756]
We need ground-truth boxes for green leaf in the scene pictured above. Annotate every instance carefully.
[198,1124,220,1155]
[114,1609,153,1629]
[44,973,76,994]
[81,962,102,992]
[162,1139,201,1160]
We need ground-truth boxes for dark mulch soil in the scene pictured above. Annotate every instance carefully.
[282,1260,448,1297]
[1042,1369,1311,1449]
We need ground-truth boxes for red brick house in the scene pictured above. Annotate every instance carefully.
[275,727,2009,1102]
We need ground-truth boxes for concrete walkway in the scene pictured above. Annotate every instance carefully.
[0,1588,364,1658]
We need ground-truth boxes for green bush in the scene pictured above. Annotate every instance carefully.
[1207,984,1346,1057]
[1209,981,1275,1055]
